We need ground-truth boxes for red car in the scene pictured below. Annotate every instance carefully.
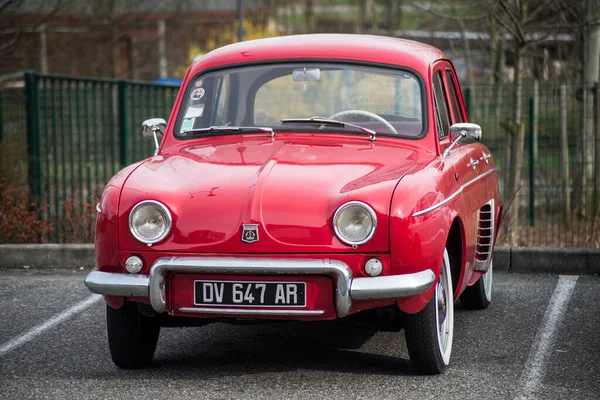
[85,34,501,374]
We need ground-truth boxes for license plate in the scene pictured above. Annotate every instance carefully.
[194,280,306,307]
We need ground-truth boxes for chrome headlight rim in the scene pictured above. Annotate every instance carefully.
[128,200,172,245]
[333,201,377,246]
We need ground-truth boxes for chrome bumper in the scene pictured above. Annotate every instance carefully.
[84,257,435,318]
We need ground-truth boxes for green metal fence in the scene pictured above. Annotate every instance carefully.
[464,82,600,248]
[2,71,600,247]
[22,71,179,241]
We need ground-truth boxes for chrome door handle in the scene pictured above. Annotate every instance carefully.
[469,157,479,170]
[482,151,491,164]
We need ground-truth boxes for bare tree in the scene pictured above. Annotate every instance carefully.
[0,0,67,56]
[407,1,488,86]
[489,0,587,245]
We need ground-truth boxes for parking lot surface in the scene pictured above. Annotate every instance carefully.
[0,269,598,400]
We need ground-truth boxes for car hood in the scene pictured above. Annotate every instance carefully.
[118,134,427,253]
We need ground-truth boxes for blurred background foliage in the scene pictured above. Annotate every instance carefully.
[0,0,599,246]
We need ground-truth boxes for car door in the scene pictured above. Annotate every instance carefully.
[441,66,495,275]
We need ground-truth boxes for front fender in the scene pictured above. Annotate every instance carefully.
[95,161,146,273]
[389,161,459,314]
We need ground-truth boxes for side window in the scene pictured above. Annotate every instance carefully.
[445,69,464,123]
[432,71,450,138]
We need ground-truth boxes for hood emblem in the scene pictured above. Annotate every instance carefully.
[241,224,259,243]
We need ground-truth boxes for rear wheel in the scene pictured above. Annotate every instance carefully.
[460,261,493,310]
[404,248,454,374]
[106,301,160,369]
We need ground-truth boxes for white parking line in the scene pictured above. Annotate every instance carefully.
[515,275,578,400]
[0,294,102,358]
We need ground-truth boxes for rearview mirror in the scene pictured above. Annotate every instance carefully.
[292,68,321,82]
[142,118,166,155]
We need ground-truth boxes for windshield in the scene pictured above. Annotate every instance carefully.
[175,63,424,138]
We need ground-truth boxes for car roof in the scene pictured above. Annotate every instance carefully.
[190,34,448,77]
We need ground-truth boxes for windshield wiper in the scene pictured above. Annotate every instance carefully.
[184,126,275,138]
[280,116,376,141]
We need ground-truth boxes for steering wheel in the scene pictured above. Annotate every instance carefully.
[329,109,398,135]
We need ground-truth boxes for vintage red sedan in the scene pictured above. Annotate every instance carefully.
[85,34,501,374]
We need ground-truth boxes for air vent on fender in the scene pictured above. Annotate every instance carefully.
[474,200,494,272]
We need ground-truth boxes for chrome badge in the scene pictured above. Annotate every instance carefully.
[241,224,259,243]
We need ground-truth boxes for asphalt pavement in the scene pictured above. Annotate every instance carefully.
[0,269,598,400]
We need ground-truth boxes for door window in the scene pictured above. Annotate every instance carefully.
[445,69,464,123]
[432,71,451,138]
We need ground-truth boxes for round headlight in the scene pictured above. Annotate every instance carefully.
[333,201,377,246]
[129,200,172,244]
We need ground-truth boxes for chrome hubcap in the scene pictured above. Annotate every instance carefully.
[435,250,454,365]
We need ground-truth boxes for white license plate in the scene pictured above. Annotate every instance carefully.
[194,280,306,307]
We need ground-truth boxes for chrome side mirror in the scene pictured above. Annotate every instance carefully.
[450,122,481,144]
[444,123,482,157]
[142,118,166,155]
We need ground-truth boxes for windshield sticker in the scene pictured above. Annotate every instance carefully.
[194,80,203,88]
[184,104,204,118]
[180,118,195,133]
[191,88,205,100]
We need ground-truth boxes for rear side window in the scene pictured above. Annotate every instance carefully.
[432,71,450,138]
[445,69,464,123]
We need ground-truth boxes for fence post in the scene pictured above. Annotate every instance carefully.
[25,71,42,204]
[559,85,571,225]
[0,89,4,143]
[118,80,129,167]
[464,86,472,119]
[528,96,536,226]
[594,82,600,218]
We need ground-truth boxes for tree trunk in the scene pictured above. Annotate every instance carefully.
[304,0,314,32]
[370,0,377,33]
[109,0,119,79]
[582,0,600,217]
[494,38,505,122]
[157,19,167,79]
[356,0,367,33]
[386,0,395,35]
[560,84,571,225]
[508,45,525,246]
[594,82,600,242]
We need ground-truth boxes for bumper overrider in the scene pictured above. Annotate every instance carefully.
[84,257,436,317]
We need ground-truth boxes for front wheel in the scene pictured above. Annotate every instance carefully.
[404,248,454,374]
[106,301,160,369]
[460,261,493,310]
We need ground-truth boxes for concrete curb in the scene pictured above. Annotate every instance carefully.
[0,244,598,274]
[0,244,95,269]
[493,246,600,275]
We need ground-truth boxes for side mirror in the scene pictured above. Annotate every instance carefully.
[142,118,166,155]
[450,122,482,144]
[444,123,482,157]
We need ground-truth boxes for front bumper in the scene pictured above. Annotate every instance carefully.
[84,256,435,318]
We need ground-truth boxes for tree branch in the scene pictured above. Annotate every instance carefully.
[492,12,522,42]
[526,0,560,25]
[499,0,526,43]
[0,28,20,53]
[407,1,488,22]
[0,0,25,13]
